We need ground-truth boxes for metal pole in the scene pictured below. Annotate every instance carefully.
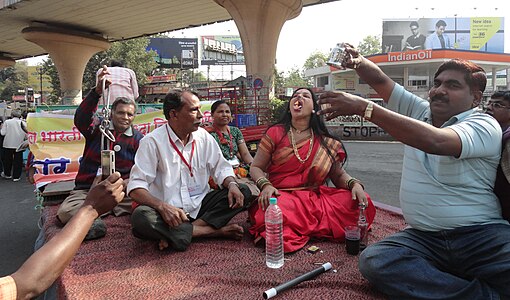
[39,68,43,104]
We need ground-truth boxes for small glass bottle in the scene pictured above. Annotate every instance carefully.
[358,203,369,251]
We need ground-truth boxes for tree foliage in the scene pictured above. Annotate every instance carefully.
[0,62,29,101]
[82,37,158,92]
[284,67,312,88]
[303,51,328,70]
[357,35,382,56]
[41,58,61,104]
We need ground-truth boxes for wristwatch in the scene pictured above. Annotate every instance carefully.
[364,101,374,121]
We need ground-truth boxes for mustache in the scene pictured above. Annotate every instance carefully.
[430,95,448,102]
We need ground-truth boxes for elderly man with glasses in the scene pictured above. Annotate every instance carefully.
[486,90,510,220]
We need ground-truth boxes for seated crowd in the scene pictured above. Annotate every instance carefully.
[2,48,510,299]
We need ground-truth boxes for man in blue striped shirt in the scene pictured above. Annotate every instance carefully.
[319,45,510,299]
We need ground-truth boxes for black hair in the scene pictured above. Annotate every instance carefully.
[434,59,487,93]
[491,90,510,101]
[436,20,447,28]
[109,59,125,68]
[163,88,199,120]
[111,97,137,112]
[270,87,347,165]
[211,100,229,113]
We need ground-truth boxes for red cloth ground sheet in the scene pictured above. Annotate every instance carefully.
[41,205,406,300]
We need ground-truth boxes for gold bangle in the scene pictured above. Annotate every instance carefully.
[259,182,273,190]
[347,178,364,191]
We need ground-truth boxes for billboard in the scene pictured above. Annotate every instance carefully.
[201,35,244,65]
[382,17,504,53]
[147,38,199,69]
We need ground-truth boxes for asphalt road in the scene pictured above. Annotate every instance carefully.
[0,172,41,276]
[0,140,405,278]
[343,140,404,208]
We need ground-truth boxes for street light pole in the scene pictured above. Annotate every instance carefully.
[37,66,43,104]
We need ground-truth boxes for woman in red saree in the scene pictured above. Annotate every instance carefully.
[249,88,376,253]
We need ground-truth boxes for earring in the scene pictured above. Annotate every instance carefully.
[311,109,316,114]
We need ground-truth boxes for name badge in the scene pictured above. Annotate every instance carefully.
[187,177,202,197]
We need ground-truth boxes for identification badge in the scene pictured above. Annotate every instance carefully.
[187,177,202,197]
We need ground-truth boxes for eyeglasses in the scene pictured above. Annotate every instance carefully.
[486,101,510,110]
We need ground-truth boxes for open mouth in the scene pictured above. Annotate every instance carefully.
[293,100,303,111]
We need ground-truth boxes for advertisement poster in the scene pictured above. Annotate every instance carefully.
[201,35,244,65]
[382,17,504,53]
[147,38,199,69]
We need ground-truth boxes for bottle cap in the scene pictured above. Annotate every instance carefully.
[269,197,277,205]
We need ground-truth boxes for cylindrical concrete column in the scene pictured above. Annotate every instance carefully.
[0,56,15,69]
[214,0,302,92]
[22,27,110,104]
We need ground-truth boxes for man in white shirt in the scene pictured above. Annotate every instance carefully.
[128,89,252,251]
[0,110,27,181]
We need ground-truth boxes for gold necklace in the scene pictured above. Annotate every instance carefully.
[289,128,314,164]
[291,125,310,134]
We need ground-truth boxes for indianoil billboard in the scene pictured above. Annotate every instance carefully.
[382,17,504,53]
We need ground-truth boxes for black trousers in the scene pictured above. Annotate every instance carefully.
[131,184,252,251]
[2,148,23,179]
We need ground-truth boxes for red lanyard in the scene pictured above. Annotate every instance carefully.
[166,125,195,177]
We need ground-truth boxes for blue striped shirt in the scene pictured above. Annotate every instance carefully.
[388,84,506,231]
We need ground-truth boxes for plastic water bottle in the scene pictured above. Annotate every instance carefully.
[358,203,369,251]
[265,197,284,268]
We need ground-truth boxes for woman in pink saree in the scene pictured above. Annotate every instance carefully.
[249,88,376,253]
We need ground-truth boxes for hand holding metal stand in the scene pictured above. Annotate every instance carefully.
[99,76,116,180]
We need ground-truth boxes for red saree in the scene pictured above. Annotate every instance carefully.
[248,125,376,253]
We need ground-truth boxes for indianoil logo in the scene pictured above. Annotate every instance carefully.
[387,50,433,62]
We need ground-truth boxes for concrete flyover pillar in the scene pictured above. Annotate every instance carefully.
[0,55,15,69]
[214,0,303,92]
[22,26,110,105]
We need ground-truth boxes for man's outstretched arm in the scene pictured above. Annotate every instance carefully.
[10,172,124,300]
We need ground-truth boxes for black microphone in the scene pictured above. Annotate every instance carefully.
[263,262,332,299]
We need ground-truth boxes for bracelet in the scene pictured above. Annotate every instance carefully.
[346,178,364,191]
[228,181,240,189]
[258,180,273,191]
[256,177,272,190]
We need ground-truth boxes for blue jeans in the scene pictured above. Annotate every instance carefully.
[359,224,510,300]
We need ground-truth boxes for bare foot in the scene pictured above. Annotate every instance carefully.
[158,239,169,251]
[219,224,244,240]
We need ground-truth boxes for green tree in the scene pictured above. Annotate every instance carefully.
[357,35,382,56]
[82,37,158,92]
[283,67,311,88]
[303,51,328,70]
[0,62,29,101]
[273,67,285,96]
[41,58,61,104]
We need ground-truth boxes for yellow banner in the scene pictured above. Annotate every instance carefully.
[27,102,214,187]
[470,17,501,50]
